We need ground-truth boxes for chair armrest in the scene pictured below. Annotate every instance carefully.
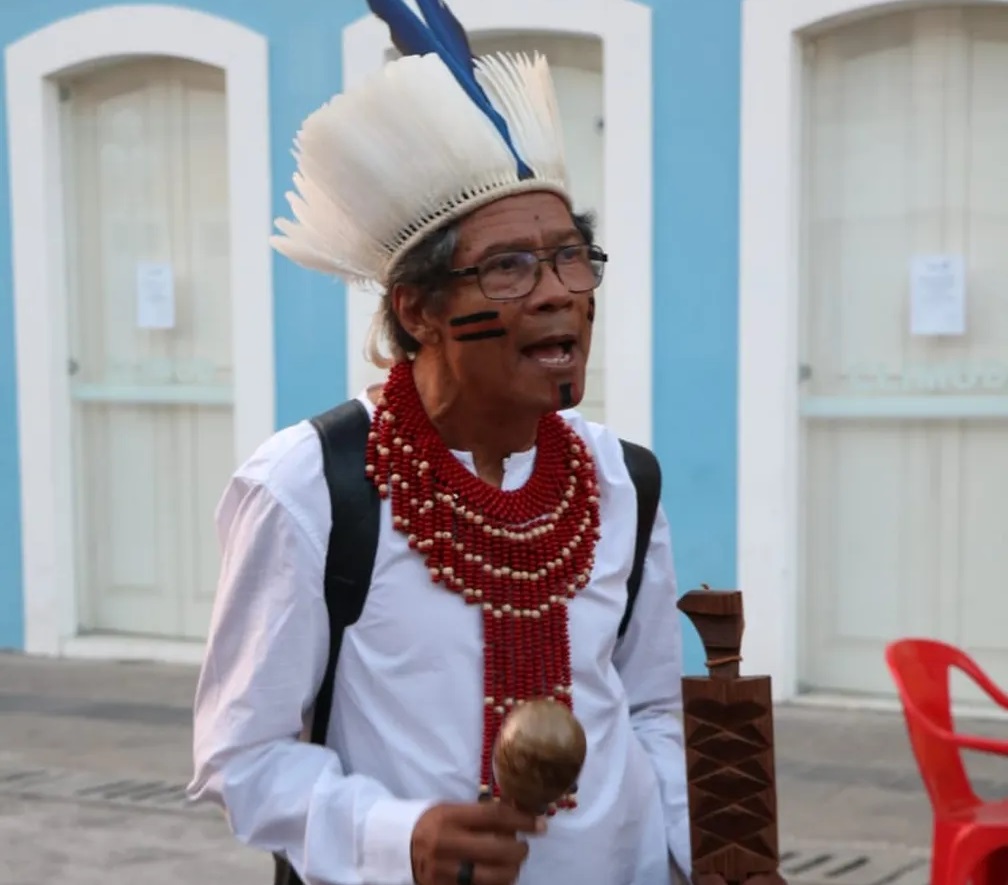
[958,657,1008,713]
[950,731,1008,758]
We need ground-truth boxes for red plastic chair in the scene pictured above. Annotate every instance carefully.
[885,638,1008,884]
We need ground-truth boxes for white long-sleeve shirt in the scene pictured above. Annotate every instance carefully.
[187,394,691,884]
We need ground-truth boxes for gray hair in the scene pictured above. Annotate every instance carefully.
[366,209,598,368]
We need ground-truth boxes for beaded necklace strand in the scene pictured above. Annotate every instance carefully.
[365,361,601,811]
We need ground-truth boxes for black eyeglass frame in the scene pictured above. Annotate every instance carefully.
[444,243,609,302]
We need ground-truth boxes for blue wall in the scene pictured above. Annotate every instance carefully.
[650,1,742,673]
[0,1,741,670]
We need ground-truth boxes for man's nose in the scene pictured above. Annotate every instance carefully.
[527,260,575,312]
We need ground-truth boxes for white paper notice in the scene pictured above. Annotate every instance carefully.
[910,254,965,336]
[136,262,175,330]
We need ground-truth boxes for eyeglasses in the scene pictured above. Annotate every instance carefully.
[446,243,608,302]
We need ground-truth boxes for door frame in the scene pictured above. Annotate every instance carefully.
[5,4,273,657]
[342,0,655,448]
[737,0,1008,699]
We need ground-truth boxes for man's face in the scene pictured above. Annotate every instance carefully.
[414,191,596,417]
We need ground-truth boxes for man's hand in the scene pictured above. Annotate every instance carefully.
[410,801,544,885]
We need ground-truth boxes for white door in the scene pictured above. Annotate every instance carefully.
[62,58,234,641]
[799,7,1008,702]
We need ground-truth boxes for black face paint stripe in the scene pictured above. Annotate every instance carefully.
[450,310,505,342]
[454,328,507,342]
[450,310,500,327]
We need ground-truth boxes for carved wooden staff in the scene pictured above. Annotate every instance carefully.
[677,588,787,885]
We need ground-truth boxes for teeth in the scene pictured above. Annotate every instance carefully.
[533,351,573,367]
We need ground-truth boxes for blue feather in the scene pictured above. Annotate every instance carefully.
[365,0,534,179]
[415,0,473,73]
[365,0,436,57]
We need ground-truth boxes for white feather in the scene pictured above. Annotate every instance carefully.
[271,51,570,285]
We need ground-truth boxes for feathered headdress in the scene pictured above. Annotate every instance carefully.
[269,0,571,286]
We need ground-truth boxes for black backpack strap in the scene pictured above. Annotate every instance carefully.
[273,399,380,885]
[307,398,381,745]
[617,439,662,639]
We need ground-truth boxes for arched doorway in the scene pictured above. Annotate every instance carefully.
[341,0,655,447]
[739,0,1008,706]
[5,6,272,659]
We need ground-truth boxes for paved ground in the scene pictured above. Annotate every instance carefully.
[2,651,1007,884]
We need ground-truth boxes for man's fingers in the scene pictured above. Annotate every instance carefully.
[454,800,544,835]
[432,851,527,885]
[438,830,530,866]
[411,802,539,885]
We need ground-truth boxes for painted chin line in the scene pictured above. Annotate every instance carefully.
[556,382,580,410]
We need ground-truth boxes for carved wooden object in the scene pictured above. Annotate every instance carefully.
[678,588,787,885]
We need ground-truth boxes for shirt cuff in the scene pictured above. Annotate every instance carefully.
[360,798,434,884]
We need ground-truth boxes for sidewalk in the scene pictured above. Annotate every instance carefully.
[3,651,1005,884]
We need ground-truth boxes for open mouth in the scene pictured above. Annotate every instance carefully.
[521,336,577,367]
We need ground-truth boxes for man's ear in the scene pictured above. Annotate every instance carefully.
[391,282,441,346]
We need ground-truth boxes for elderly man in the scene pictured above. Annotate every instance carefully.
[187,3,691,885]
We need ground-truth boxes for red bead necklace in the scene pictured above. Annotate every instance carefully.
[365,361,601,811]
